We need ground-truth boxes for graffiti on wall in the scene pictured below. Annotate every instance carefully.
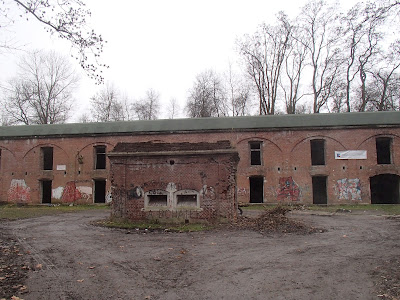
[52,183,93,202]
[77,186,93,200]
[200,185,216,200]
[61,181,83,203]
[335,178,361,201]
[276,177,301,202]
[106,190,112,203]
[8,179,31,202]
[237,188,247,196]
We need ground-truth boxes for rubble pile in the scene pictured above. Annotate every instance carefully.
[234,206,320,234]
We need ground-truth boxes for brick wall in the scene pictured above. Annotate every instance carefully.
[0,126,399,205]
[109,142,239,222]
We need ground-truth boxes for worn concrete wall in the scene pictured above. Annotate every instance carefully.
[0,126,399,205]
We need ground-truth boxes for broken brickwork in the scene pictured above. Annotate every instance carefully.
[108,141,240,222]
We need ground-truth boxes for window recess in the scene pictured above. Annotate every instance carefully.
[94,146,106,169]
[41,147,53,170]
[376,137,392,165]
[250,142,262,165]
[310,139,325,166]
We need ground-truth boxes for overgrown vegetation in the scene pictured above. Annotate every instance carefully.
[241,204,400,215]
[305,204,400,215]
[96,218,214,233]
[0,204,109,220]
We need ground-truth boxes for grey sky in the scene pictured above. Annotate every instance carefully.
[0,0,359,120]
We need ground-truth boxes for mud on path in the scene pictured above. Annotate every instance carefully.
[0,210,399,300]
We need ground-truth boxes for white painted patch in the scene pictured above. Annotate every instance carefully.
[106,191,112,203]
[52,187,64,199]
[10,179,28,188]
[77,186,92,195]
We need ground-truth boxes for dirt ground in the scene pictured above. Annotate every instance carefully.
[0,209,399,300]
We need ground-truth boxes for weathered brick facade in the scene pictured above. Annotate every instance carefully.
[0,112,399,221]
[108,141,239,222]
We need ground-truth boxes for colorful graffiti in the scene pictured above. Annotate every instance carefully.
[61,181,83,203]
[276,177,301,202]
[7,179,31,202]
[336,178,361,201]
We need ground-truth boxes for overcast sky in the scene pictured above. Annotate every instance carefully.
[0,0,359,121]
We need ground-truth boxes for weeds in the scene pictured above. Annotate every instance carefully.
[0,204,109,220]
[96,218,214,232]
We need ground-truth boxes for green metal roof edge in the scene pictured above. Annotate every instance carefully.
[0,111,399,138]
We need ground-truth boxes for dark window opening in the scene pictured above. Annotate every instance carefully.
[376,137,392,164]
[250,176,264,203]
[177,194,197,207]
[250,142,262,165]
[312,176,327,204]
[148,195,167,206]
[42,147,53,170]
[41,180,52,204]
[95,146,106,169]
[94,180,106,203]
[370,174,399,204]
[311,139,325,166]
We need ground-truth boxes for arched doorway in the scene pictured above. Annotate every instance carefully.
[370,174,400,204]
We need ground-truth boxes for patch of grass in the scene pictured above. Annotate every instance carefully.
[240,204,274,211]
[240,203,400,215]
[98,218,214,232]
[305,204,400,215]
[0,204,109,220]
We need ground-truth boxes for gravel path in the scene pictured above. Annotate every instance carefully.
[1,209,399,300]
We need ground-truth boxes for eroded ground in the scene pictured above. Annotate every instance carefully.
[1,209,399,300]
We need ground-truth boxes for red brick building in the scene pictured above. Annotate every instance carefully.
[0,112,399,220]
[109,141,239,222]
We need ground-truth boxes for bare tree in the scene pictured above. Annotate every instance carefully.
[167,97,180,119]
[1,0,106,83]
[363,45,400,111]
[78,112,90,123]
[280,25,308,114]
[224,64,251,116]
[238,12,292,115]
[185,70,226,118]
[132,88,160,120]
[3,50,79,124]
[339,3,383,111]
[90,83,127,122]
[297,0,343,113]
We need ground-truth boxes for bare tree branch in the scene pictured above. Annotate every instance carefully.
[2,0,107,83]
[2,50,78,124]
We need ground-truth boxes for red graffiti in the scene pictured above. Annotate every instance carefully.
[8,179,31,202]
[277,177,301,202]
[61,181,82,203]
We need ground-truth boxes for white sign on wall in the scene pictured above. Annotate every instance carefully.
[335,150,367,160]
[56,165,67,171]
